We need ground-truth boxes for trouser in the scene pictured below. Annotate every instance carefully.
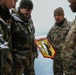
[53,55,63,75]
[64,66,76,75]
[62,59,76,75]
[12,48,36,75]
[13,67,23,75]
[64,72,73,75]
[24,61,35,75]
[13,61,35,75]
[65,72,76,75]
[3,52,13,75]
[3,62,13,75]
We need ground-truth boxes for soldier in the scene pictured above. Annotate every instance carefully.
[61,0,76,75]
[47,7,71,75]
[0,0,18,75]
[11,0,38,75]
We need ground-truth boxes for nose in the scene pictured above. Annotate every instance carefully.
[55,15,59,19]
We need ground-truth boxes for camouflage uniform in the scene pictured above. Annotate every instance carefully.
[61,19,76,75]
[47,18,71,75]
[11,10,38,75]
[0,4,13,75]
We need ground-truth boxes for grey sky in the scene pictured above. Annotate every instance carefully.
[16,0,75,35]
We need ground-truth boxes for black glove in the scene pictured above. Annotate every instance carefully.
[32,44,38,58]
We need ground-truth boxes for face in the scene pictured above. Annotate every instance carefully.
[4,0,18,9]
[69,2,76,12]
[20,8,32,18]
[54,14,64,23]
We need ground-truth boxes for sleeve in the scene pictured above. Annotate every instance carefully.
[61,22,76,65]
[47,28,52,43]
[0,20,9,67]
[33,44,38,58]
[0,21,9,51]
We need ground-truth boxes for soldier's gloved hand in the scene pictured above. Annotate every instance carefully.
[53,44,63,54]
[33,44,38,58]
[33,52,38,58]
[52,45,58,52]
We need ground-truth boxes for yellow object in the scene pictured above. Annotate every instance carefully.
[34,38,56,59]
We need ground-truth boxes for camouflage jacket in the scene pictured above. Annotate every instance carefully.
[11,11,38,56]
[0,18,9,51]
[61,19,76,68]
[0,4,11,68]
[47,18,71,54]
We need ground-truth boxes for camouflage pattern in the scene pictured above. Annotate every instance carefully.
[11,10,38,75]
[61,19,76,75]
[0,18,9,75]
[47,18,71,75]
[0,4,13,75]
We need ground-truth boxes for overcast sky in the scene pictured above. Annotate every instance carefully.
[16,0,76,35]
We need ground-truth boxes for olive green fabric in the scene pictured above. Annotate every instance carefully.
[11,10,38,75]
[0,4,13,75]
[61,19,76,75]
[47,18,71,75]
